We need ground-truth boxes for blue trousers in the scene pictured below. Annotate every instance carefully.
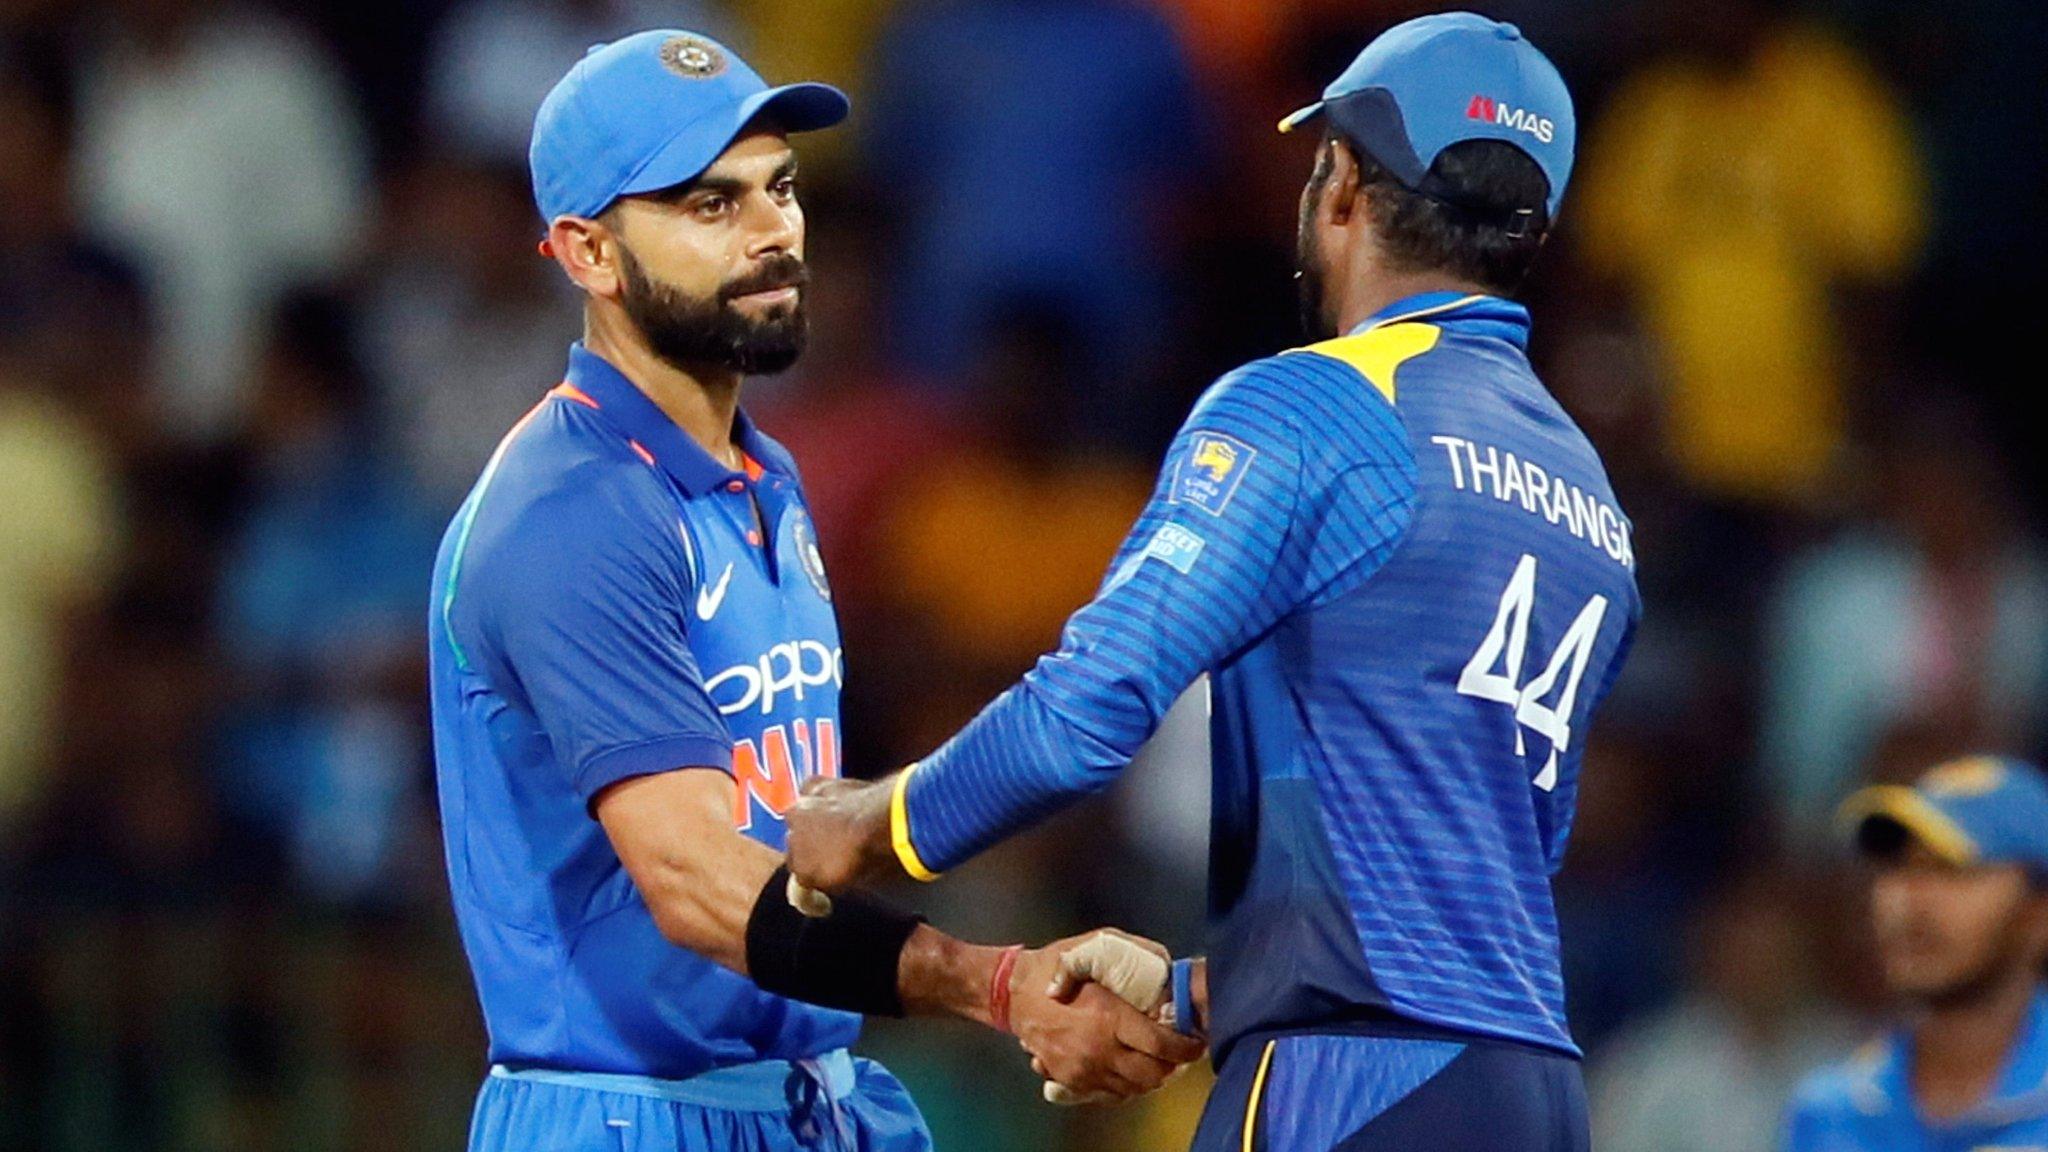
[468,1050,932,1152]
[1191,1032,1589,1152]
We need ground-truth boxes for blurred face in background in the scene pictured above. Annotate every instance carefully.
[588,129,811,376]
[1871,843,2048,1006]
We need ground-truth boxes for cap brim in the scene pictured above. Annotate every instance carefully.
[1838,784,1980,867]
[1277,102,1325,135]
[617,81,850,200]
[739,81,853,135]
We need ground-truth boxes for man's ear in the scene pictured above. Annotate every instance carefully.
[547,214,623,299]
[1326,139,1364,228]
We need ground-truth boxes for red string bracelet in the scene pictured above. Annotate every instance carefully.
[989,945,1026,1034]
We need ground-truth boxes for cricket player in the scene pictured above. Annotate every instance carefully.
[427,31,1199,1152]
[788,14,1641,1151]
[1783,757,2048,1150]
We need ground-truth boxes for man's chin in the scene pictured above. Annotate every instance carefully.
[735,345,804,376]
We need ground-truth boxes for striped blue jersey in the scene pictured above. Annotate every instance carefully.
[899,292,1641,1059]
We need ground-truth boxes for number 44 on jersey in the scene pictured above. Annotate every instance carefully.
[1457,553,1610,792]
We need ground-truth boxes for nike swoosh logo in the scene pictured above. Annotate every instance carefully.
[696,563,735,621]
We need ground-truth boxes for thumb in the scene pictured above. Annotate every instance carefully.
[1051,933,1170,1014]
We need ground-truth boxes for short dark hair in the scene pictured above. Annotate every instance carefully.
[1324,130,1552,295]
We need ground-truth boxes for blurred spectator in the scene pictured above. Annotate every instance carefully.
[1763,396,2048,847]
[1576,0,1924,508]
[0,68,130,833]
[0,365,121,833]
[213,289,437,903]
[872,308,1151,748]
[360,158,578,508]
[424,0,736,165]
[0,66,153,444]
[1554,730,1696,1050]
[733,0,895,175]
[1590,869,1855,1152]
[70,0,370,440]
[1146,0,1295,98]
[863,0,1210,407]
[747,220,956,602]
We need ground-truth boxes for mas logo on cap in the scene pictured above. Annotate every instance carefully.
[659,34,727,80]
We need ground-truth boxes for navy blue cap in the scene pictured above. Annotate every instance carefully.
[1842,756,2048,878]
[1279,12,1575,220]
[530,30,849,224]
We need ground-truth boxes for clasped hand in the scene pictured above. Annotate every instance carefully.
[1010,930,1205,1106]
[784,779,1204,1104]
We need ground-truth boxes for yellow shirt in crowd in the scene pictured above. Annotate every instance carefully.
[1578,27,1925,506]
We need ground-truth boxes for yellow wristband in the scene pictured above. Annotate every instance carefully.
[890,763,942,882]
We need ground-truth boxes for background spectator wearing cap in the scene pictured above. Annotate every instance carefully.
[1784,757,2048,1150]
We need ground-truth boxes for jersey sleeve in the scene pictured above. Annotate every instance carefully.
[463,477,733,808]
[899,356,1419,875]
[1778,1082,1837,1152]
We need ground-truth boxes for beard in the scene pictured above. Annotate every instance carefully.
[617,245,810,377]
[1295,182,1337,342]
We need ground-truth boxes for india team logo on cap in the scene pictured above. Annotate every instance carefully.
[659,34,727,80]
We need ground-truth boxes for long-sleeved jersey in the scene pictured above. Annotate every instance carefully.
[897,292,1641,1060]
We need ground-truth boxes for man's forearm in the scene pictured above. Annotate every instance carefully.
[895,923,1001,1027]
[902,684,1136,877]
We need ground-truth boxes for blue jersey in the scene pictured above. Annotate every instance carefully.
[1784,989,2048,1151]
[898,292,1640,1060]
[428,343,856,1079]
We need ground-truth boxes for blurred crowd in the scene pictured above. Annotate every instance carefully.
[1,0,2045,1149]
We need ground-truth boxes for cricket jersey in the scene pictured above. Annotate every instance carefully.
[1784,988,2048,1151]
[428,342,856,1079]
[897,292,1641,1061]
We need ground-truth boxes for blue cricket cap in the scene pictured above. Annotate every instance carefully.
[1278,11,1575,221]
[529,30,849,225]
[1842,756,2048,878]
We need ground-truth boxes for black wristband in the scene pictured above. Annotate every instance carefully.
[746,867,925,1017]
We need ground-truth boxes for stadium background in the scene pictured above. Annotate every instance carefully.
[2,0,2045,1148]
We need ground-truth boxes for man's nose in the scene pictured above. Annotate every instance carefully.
[742,191,801,257]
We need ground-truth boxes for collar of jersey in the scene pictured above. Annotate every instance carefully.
[561,342,794,497]
[1347,291,1530,351]
[1858,987,2048,1124]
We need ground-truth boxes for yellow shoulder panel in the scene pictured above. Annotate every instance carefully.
[1289,322,1442,404]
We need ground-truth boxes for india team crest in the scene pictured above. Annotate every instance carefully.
[791,511,832,602]
[658,35,727,80]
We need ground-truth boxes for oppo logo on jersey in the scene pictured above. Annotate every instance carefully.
[705,640,844,716]
[1466,94,1555,144]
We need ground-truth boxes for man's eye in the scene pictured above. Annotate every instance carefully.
[694,196,733,218]
[772,177,799,199]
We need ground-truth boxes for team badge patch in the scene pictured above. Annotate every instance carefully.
[1173,433,1257,515]
[790,511,832,602]
[1105,523,1208,593]
[659,35,727,80]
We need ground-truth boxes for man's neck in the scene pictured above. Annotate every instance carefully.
[1331,271,1493,337]
[1911,975,2039,1120]
[586,310,745,468]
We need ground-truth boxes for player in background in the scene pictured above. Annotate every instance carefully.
[788,13,1640,1152]
[428,31,1199,1152]
[1783,757,2048,1150]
